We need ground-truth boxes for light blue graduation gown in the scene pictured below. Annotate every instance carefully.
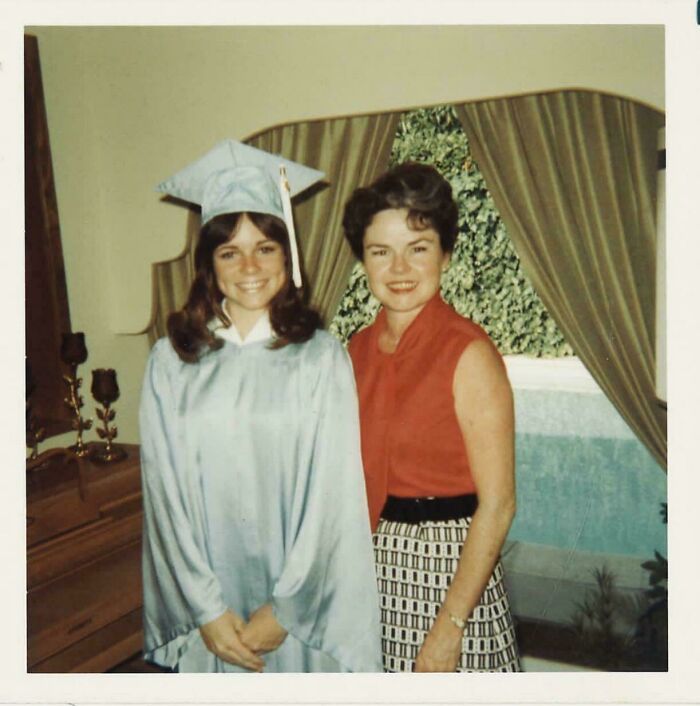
[139,324,383,672]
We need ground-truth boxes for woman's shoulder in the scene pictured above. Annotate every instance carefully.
[444,312,507,383]
[141,337,191,401]
[433,302,505,373]
[148,336,187,372]
[441,303,493,347]
[295,331,355,393]
[301,329,347,360]
[150,335,176,357]
[346,320,377,357]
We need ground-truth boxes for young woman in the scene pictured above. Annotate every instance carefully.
[343,162,521,673]
[140,141,382,673]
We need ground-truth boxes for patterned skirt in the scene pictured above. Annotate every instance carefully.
[373,516,521,672]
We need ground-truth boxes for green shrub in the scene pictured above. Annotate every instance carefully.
[330,105,574,357]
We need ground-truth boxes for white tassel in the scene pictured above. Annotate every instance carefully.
[279,165,302,288]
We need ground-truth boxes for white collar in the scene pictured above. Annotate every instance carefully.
[213,304,274,346]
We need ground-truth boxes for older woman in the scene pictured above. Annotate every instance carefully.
[343,162,521,673]
[139,140,382,673]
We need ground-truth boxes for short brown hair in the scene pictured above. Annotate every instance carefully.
[342,162,458,260]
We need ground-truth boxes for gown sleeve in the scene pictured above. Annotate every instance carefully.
[270,336,383,673]
[139,339,228,668]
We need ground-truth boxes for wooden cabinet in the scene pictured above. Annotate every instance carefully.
[27,444,143,672]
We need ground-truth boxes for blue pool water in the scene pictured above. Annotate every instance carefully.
[507,388,667,559]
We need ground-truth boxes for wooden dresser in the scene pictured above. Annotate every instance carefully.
[27,444,144,672]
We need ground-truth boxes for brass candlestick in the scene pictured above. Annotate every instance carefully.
[26,403,46,460]
[60,332,92,457]
[91,368,126,464]
[26,361,45,459]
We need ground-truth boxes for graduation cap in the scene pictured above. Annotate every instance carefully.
[156,139,325,288]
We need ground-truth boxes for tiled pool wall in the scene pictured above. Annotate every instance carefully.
[500,358,667,628]
[509,387,666,558]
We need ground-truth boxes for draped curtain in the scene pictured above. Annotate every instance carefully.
[247,113,399,322]
[146,112,399,342]
[143,92,667,470]
[455,91,666,469]
[147,210,200,345]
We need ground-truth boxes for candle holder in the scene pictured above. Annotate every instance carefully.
[60,332,92,457]
[26,361,45,460]
[26,402,46,460]
[90,368,127,464]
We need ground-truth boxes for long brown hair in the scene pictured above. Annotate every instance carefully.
[167,212,321,362]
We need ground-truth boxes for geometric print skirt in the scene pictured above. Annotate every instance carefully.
[373,517,521,672]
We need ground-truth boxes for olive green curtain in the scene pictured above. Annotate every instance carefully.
[248,113,400,324]
[146,112,399,341]
[146,210,200,345]
[454,91,666,469]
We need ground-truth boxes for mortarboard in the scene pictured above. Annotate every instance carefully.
[156,139,325,288]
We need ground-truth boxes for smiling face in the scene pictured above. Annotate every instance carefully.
[362,208,449,321]
[213,214,287,331]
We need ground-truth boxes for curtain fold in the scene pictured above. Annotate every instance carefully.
[147,210,200,345]
[455,91,666,469]
[248,113,400,323]
[146,112,399,341]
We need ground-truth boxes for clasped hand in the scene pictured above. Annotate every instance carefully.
[200,604,288,671]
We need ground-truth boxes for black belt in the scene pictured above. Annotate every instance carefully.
[380,494,478,524]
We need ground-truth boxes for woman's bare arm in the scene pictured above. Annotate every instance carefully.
[415,339,516,672]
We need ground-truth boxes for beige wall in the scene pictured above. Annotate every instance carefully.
[28,25,663,446]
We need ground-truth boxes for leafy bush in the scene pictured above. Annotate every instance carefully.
[330,105,574,357]
[634,502,667,670]
[567,504,668,671]
[569,566,641,670]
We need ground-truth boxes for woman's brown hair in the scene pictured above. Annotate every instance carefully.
[342,162,459,260]
[167,212,321,362]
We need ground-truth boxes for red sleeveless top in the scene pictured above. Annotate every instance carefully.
[349,294,498,530]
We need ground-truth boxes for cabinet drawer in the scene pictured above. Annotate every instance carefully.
[27,495,143,588]
[27,489,101,547]
[30,608,143,673]
[27,539,142,667]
